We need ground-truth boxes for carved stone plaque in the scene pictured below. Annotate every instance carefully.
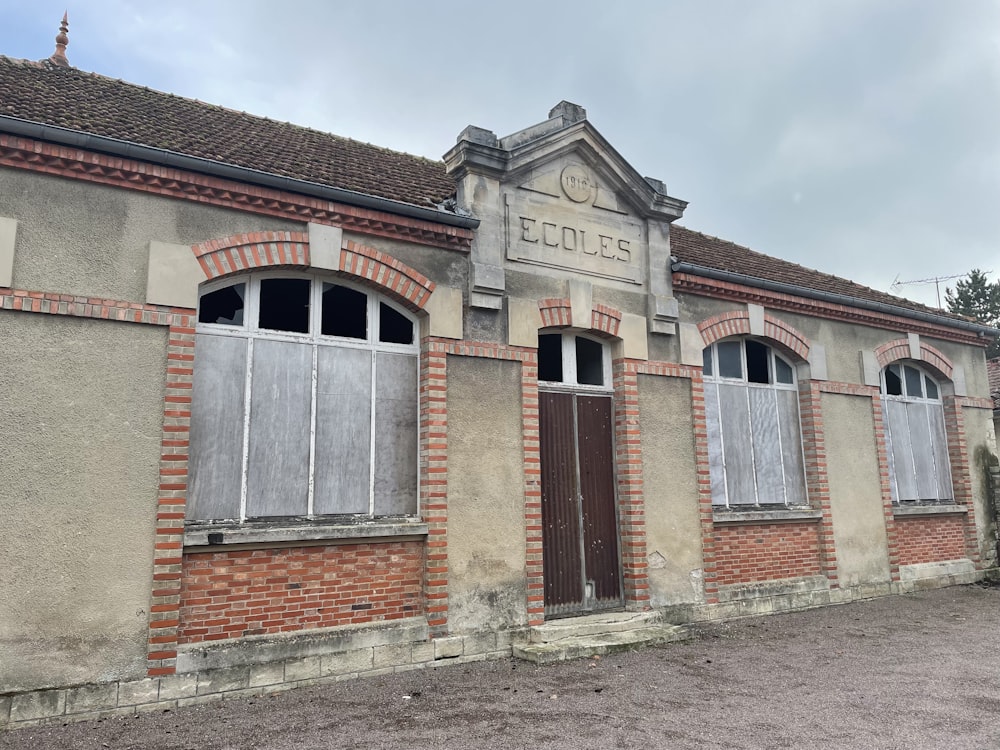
[504,161,646,286]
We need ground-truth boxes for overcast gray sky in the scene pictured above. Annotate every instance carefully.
[3,1,998,309]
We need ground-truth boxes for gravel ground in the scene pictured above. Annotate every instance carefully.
[3,584,999,750]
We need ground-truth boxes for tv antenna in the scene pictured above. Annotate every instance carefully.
[889,272,979,309]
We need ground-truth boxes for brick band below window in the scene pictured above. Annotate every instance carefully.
[894,516,968,566]
[178,542,424,643]
[712,521,823,585]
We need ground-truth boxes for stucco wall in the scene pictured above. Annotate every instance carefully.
[0,312,167,692]
[964,406,998,567]
[822,392,891,587]
[637,374,704,606]
[445,356,527,632]
[0,169,303,303]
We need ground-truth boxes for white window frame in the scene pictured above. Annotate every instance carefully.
[880,362,953,504]
[703,338,808,508]
[191,272,420,522]
[537,331,613,393]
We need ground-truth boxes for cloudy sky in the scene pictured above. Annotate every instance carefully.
[3,1,998,308]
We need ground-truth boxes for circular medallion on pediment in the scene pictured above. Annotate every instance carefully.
[560,164,594,203]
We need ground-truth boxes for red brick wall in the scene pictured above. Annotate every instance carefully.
[712,521,822,585]
[895,516,968,566]
[178,542,423,644]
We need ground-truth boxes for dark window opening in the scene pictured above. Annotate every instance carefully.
[321,283,367,339]
[258,278,310,333]
[378,302,414,345]
[538,334,563,382]
[885,364,903,396]
[575,336,604,386]
[745,340,770,384]
[199,283,245,325]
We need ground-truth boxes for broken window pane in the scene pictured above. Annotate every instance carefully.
[321,283,367,339]
[379,302,414,345]
[745,340,770,384]
[904,365,923,398]
[538,334,563,382]
[885,364,903,396]
[198,283,245,326]
[258,278,310,333]
[717,341,742,379]
[575,336,604,386]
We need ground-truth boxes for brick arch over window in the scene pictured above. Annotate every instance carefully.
[874,338,954,381]
[190,232,435,311]
[698,310,810,361]
[537,298,622,338]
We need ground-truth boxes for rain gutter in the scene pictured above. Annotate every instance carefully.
[0,115,480,230]
[671,260,999,338]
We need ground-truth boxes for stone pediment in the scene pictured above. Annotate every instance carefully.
[444,102,686,330]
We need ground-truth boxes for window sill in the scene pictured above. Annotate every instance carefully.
[892,504,967,518]
[184,519,429,548]
[712,507,823,525]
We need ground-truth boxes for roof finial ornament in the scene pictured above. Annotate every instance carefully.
[50,12,70,67]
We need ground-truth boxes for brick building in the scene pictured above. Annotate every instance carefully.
[1,29,997,727]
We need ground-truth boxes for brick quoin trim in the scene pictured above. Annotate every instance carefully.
[697,309,811,360]
[894,516,969,566]
[178,543,423,643]
[942,398,983,567]
[190,233,436,312]
[420,339,449,634]
[711,521,823,585]
[613,360,648,608]
[675,274,985,346]
[798,382,838,586]
[0,134,473,252]
[147,319,195,676]
[869,392,902,581]
[874,338,955,380]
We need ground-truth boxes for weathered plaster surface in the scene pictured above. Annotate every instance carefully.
[638,374,704,606]
[822,392,891,587]
[445,356,527,631]
[0,313,167,692]
[0,170,302,303]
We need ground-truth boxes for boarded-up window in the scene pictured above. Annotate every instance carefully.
[188,274,419,522]
[881,364,952,503]
[703,339,807,507]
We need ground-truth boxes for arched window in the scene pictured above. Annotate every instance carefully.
[188,272,419,523]
[702,339,807,507]
[881,362,952,503]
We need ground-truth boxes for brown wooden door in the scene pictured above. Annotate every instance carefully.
[540,390,622,617]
